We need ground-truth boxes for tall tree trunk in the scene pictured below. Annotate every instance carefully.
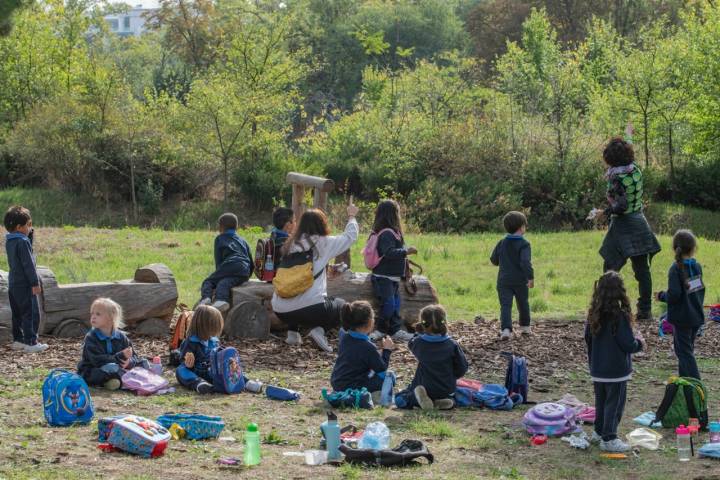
[668,122,674,177]
[643,112,650,168]
[130,157,138,223]
[223,156,228,210]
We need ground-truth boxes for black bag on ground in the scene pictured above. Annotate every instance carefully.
[339,440,434,467]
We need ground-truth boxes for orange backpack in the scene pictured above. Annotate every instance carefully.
[169,305,193,365]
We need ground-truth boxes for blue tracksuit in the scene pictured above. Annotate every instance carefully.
[176,335,220,390]
[200,229,253,302]
[331,330,392,392]
[77,328,143,386]
[491,234,534,331]
[371,229,407,335]
[5,231,40,345]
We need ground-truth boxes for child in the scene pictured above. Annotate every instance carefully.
[331,301,395,406]
[77,298,144,390]
[176,305,224,394]
[4,206,46,353]
[199,213,254,312]
[584,271,644,452]
[656,230,705,380]
[598,137,661,321]
[368,200,417,343]
[271,207,295,260]
[394,305,468,410]
[490,211,534,340]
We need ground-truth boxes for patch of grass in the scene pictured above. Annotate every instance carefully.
[407,416,457,439]
[488,466,526,479]
[336,463,364,480]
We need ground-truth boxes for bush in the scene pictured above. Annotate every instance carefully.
[667,160,720,211]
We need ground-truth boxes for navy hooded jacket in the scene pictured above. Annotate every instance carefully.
[584,312,642,381]
[5,232,39,288]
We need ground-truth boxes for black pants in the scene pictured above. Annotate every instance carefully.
[275,297,345,332]
[497,284,530,331]
[674,325,701,379]
[371,276,402,335]
[604,254,652,315]
[9,286,40,345]
[82,363,125,387]
[594,381,627,442]
[200,269,249,303]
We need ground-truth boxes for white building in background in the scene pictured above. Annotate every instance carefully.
[104,1,158,37]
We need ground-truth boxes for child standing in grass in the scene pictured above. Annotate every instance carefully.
[198,213,253,312]
[331,301,396,406]
[394,305,468,410]
[490,211,534,340]
[366,200,417,343]
[176,305,223,394]
[4,206,46,353]
[656,230,705,380]
[585,272,645,453]
[77,298,145,390]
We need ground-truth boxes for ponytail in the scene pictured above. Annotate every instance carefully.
[341,301,374,331]
[415,304,448,336]
[672,230,697,290]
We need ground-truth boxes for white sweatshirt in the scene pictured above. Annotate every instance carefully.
[271,218,359,313]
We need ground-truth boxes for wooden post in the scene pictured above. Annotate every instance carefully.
[292,184,306,221]
[314,190,329,213]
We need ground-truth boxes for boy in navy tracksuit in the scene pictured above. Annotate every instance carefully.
[4,206,46,353]
[199,213,253,312]
[491,211,534,340]
[395,305,468,410]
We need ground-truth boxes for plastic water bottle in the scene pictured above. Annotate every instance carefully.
[358,422,390,450]
[151,356,162,376]
[264,255,274,272]
[244,423,261,466]
[321,412,342,461]
[677,425,691,461]
[709,422,720,443]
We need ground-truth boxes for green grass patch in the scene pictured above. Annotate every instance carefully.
[407,415,457,439]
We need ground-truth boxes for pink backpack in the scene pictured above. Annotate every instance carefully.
[362,229,402,269]
[121,367,169,396]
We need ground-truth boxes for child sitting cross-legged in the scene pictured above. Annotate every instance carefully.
[176,305,224,394]
[331,301,396,407]
[77,298,145,390]
[394,305,468,410]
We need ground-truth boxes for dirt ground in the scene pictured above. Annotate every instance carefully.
[2,320,720,480]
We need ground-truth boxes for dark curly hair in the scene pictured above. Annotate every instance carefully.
[602,137,635,167]
[587,271,633,336]
[341,300,374,331]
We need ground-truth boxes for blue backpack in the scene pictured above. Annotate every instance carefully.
[156,413,225,440]
[210,347,245,394]
[42,369,94,426]
[503,353,529,404]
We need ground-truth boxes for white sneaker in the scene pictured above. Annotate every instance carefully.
[10,341,25,350]
[285,330,302,346]
[309,327,332,353]
[369,330,385,341]
[23,343,49,353]
[600,438,630,453]
[519,326,532,335]
[391,330,415,342]
[211,301,230,313]
[198,298,212,306]
[413,386,434,410]
[590,431,602,444]
[500,328,511,340]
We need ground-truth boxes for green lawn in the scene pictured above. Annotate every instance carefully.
[4,227,719,322]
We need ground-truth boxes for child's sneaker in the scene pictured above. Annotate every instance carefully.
[309,327,332,353]
[590,431,602,444]
[104,379,121,390]
[413,386,434,410]
[211,300,230,313]
[196,381,214,394]
[285,330,302,346]
[433,398,454,410]
[369,330,384,341]
[391,330,414,343]
[198,298,212,306]
[519,326,532,335]
[23,343,48,353]
[600,438,630,453]
[10,341,25,351]
[500,329,511,340]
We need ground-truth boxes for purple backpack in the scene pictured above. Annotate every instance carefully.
[659,311,674,337]
[121,367,169,396]
[522,402,578,436]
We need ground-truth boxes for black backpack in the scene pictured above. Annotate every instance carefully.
[340,440,434,467]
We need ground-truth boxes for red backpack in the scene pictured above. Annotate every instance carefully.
[255,238,276,282]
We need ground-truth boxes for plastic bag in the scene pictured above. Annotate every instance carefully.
[626,428,662,450]
[358,422,390,450]
[699,442,720,459]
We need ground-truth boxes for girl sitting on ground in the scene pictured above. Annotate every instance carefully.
[394,305,468,410]
[585,271,645,453]
[330,301,395,407]
[656,230,705,380]
[77,297,145,390]
[176,305,223,394]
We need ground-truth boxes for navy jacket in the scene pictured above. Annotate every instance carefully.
[584,312,642,381]
[271,228,289,263]
[214,229,253,277]
[178,335,220,379]
[659,260,705,328]
[77,328,139,376]
[331,331,392,392]
[406,334,468,400]
[372,229,407,278]
[5,232,39,288]
[490,235,534,286]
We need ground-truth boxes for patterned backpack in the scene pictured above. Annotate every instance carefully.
[98,414,170,458]
[156,413,225,440]
[522,402,578,436]
[42,369,94,427]
[210,347,245,394]
[503,353,529,404]
[121,367,170,396]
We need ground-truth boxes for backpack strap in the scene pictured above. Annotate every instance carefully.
[655,382,679,422]
[683,384,701,423]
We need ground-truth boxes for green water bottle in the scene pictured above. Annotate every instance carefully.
[244,423,261,466]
